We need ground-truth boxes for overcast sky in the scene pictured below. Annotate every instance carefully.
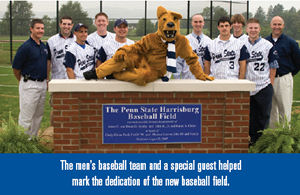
[0,0,300,19]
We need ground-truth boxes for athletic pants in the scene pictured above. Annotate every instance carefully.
[249,84,273,143]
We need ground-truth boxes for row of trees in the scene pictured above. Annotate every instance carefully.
[1,1,300,39]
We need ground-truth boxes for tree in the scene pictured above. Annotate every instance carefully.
[272,4,284,17]
[136,19,156,36]
[266,5,274,22]
[201,6,229,38]
[0,1,34,36]
[42,15,56,36]
[254,6,266,24]
[59,1,95,33]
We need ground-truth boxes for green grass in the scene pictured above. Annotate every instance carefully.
[0,65,50,131]
[294,73,300,102]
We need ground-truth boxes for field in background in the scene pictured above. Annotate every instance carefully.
[0,36,300,130]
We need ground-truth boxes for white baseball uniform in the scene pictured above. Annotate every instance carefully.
[233,34,248,43]
[97,38,135,62]
[173,32,212,79]
[245,37,279,95]
[47,33,76,79]
[64,42,96,79]
[204,35,249,79]
[87,31,115,52]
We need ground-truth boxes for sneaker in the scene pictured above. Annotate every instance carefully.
[83,69,98,80]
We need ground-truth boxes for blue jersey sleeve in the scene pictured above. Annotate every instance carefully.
[12,44,27,70]
[96,47,107,63]
[63,51,76,69]
[239,45,250,61]
[268,46,279,69]
[203,46,211,61]
[46,42,51,60]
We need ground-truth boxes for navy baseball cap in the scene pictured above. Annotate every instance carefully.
[114,18,128,27]
[74,23,88,31]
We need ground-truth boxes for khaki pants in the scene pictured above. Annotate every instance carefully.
[18,76,47,137]
[269,73,293,128]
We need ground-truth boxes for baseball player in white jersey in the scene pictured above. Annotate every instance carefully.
[204,16,249,79]
[231,14,248,43]
[47,16,75,79]
[245,18,278,145]
[64,23,96,79]
[95,18,134,79]
[87,12,115,52]
[173,14,212,79]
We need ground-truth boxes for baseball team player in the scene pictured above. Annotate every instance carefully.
[95,18,134,79]
[266,16,300,128]
[87,12,115,52]
[204,16,250,79]
[173,13,212,79]
[245,18,279,145]
[47,16,75,79]
[64,23,97,79]
[12,19,48,137]
[231,14,248,43]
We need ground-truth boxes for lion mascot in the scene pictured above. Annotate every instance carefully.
[84,6,214,85]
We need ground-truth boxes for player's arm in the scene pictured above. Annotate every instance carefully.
[96,47,107,68]
[47,60,51,81]
[204,60,211,75]
[238,60,246,79]
[66,68,75,79]
[46,43,52,81]
[63,51,76,79]
[13,68,21,82]
[291,39,300,76]
[12,44,26,82]
[203,46,211,75]
[268,46,279,85]
[270,68,276,85]
[238,45,250,79]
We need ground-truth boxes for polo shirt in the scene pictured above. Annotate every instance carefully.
[266,33,300,76]
[12,37,48,79]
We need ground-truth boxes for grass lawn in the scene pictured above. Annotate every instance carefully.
[0,65,51,131]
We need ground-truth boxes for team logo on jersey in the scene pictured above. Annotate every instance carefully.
[212,49,236,63]
[53,48,65,59]
[77,55,95,71]
[193,45,206,57]
[247,51,263,62]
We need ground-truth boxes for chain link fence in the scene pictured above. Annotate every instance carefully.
[0,0,248,63]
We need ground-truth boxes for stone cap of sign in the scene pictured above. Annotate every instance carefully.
[48,79,255,92]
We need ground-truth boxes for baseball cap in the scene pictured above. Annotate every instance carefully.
[114,18,128,27]
[74,23,88,31]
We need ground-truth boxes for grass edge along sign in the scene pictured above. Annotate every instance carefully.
[102,104,202,144]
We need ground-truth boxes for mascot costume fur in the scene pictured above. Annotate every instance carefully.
[84,6,214,85]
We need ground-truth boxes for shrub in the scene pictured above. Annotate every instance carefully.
[0,113,52,153]
[249,114,300,153]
